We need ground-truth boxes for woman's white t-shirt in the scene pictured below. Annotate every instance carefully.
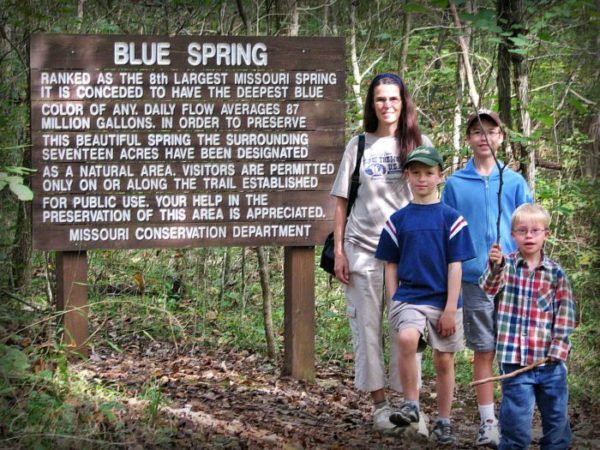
[330,133,432,252]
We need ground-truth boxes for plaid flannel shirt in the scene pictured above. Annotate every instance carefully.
[480,251,576,365]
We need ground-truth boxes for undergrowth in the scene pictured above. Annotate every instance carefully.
[1,229,598,447]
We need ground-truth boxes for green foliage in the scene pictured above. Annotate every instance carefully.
[0,342,125,448]
[0,343,30,376]
[534,124,600,404]
[0,0,598,443]
[403,3,429,14]
[460,9,503,34]
[0,166,34,201]
[315,267,352,364]
[569,322,600,402]
[141,382,167,424]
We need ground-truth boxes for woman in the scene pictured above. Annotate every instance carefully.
[330,73,431,433]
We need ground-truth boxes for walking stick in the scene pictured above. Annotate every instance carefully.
[470,357,550,387]
[470,110,506,244]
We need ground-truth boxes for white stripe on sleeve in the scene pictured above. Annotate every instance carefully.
[384,219,398,247]
[449,216,467,240]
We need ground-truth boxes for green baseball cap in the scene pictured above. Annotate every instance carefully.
[403,146,444,170]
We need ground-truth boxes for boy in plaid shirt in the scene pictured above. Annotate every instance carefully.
[480,204,576,450]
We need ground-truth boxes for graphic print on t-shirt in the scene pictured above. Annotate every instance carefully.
[363,153,402,180]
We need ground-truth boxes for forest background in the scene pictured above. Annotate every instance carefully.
[0,0,598,448]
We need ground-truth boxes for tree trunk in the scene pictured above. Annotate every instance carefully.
[254,247,277,360]
[349,0,383,124]
[3,21,32,291]
[513,54,534,189]
[398,1,411,78]
[498,0,535,186]
[496,0,516,164]
[218,248,231,304]
[449,1,480,107]
[271,0,282,35]
[349,1,363,113]
[77,0,85,31]
[235,0,250,34]
[241,248,247,311]
[451,1,474,169]
[453,53,466,170]
[322,0,329,35]
[497,0,513,130]
[330,1,338,35]
[11,200,32,290]
[288,0,299,37]
[585,111,600,179]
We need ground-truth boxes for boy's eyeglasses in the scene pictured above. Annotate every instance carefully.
[513,228,547,236]
[469,130,502,137]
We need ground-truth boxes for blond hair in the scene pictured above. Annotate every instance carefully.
[511,203,551,229]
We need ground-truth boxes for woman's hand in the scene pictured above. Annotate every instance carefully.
[333,196,350,284]
[334,250,350,284]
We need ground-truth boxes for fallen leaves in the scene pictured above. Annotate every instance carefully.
[72,342,600,449]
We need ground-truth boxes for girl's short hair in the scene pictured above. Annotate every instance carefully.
[511,203,551,229]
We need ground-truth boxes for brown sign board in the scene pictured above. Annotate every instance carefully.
[30,34,346,251]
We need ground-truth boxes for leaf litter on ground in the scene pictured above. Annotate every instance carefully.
[73,341,600,449]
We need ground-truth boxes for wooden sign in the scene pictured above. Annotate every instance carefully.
[30,34,345,251]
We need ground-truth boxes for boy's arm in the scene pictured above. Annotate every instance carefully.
[438,261,461,337]
[549,270,577,361]
[384,262,399,301]
[479,245,507,296]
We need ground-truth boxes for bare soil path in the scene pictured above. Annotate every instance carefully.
[78,343,599,449]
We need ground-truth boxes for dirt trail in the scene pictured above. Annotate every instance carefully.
[78,343,599,449]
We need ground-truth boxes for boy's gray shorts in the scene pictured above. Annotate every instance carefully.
[389,301,464,353]
[462,282,497,352]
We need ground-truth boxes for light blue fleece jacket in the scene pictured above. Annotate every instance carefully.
[441,158,533,284]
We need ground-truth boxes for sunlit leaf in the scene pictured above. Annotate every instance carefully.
[509,35,531,48]
[9,182,33,201]
[508,47,528,55]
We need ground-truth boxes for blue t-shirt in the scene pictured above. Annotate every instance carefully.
[375,202,476,309]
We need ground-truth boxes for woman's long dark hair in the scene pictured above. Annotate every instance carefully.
[363,73,423,164]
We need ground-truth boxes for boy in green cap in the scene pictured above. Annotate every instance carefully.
[376,146,476,444]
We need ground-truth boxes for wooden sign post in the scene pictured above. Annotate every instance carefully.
[55,251,88,355]
[284,246,315,380]
[30,34,345,378]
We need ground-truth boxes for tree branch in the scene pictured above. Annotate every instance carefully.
[470,357,550,387]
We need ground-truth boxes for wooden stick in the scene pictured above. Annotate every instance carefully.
[470,357,550,387]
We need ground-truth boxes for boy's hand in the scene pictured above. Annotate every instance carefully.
[437,310,456,337]
[489,243,504,270]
